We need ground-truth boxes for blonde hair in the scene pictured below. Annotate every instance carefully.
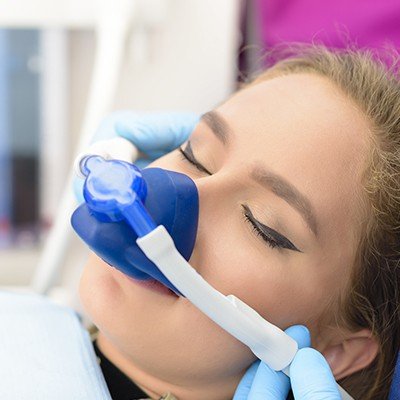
[249,45,400,399]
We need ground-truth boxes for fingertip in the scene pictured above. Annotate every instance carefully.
[291,348,336,384]
[285,325,311,348]
[232,361,260,400]
[294,347,327,367]
[249,362,290,399]
[291,348,341,399]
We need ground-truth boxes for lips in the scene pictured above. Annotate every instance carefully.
[102,260,180,297]
[126,276,179,297]
[109,263,179,297]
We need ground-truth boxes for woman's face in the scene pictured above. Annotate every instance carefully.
[79,73,370,399]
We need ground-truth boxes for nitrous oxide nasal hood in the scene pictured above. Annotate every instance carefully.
[71,156,199,295]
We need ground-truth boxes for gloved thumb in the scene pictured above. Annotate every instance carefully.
[233,325,311,400]
[115,111,200,156]
[290,348,341,400]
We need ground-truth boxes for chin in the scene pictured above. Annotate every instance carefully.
[78,254,175,338]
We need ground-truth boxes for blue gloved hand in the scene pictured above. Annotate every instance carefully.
[112,111,200,166]
[73,111,200,202]
[233,325,341,400]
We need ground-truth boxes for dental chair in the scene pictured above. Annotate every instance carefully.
[0,288,398,399]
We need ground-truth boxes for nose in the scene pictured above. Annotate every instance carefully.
[192,168,239,219]
[185,170,238,269]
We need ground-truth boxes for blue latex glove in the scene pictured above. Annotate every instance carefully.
[73,111,200,202]
[233,325,341,400]
[112,111,200,166]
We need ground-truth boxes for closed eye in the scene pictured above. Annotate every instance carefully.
[179,142,212,175]
[242,204,301,252]
[179,143,301,252]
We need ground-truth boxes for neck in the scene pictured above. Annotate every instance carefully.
[96,332,240,400]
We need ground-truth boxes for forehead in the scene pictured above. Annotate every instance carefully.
[216,73,370,247]
[219,73,366,147]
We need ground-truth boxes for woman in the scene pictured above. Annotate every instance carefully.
[78,46,400,399]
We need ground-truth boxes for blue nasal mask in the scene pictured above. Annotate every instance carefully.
[71,155,198,295]
[70,148,353,399]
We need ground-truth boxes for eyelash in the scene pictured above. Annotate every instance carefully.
[179,145,295,251]
[244,206,301,251]
[179,144,212,175]
[242,209,280,249]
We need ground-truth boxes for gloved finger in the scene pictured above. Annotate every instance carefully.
[284,325,311,349]
[233,325,311,400]
[247,362,290,400]
[233,361,260,400]
[114,111,200,156]
[246,326,311,400]
[90,111,132,142]
[290,348,341,400]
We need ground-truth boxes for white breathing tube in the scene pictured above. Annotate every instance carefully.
[137,226,353,400]
[76,137,353,399]
[137,225,298,371]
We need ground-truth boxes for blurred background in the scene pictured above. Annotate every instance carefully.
[0,0,246,309]
[0,0,399,310]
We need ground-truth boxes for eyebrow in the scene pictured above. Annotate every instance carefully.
[252,166,318,237]
[200,111,231,145]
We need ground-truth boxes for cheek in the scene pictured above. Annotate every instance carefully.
[79,255,123,316]
[192,218,330,331]
[78,255,133,337]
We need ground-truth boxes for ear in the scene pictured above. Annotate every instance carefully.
[321,329,379,380]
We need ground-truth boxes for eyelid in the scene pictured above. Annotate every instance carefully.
[242,204,301,252]
[179,142,212,175]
